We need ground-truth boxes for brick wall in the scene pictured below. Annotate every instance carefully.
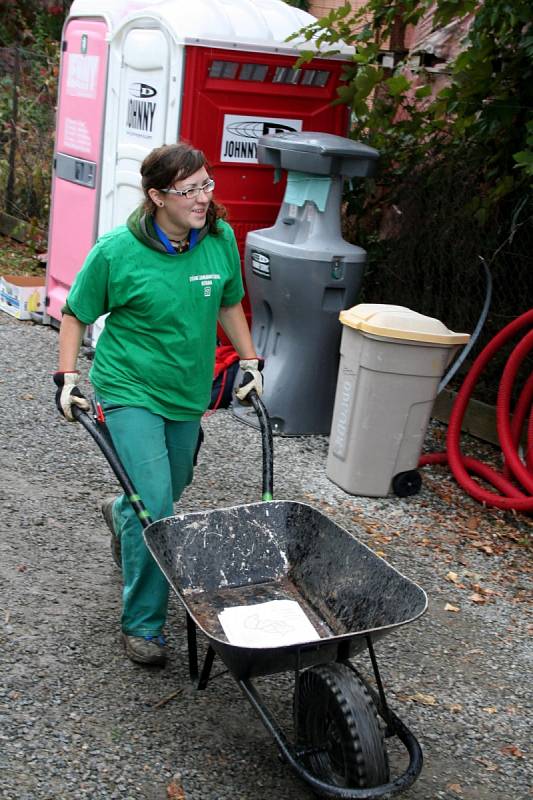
[308,0,368,20]
[308,0,398,53]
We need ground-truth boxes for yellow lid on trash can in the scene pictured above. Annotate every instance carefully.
[339,304,470,345]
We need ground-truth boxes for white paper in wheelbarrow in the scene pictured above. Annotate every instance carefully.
[219,600,321,649]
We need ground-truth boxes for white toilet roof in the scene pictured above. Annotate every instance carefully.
[67,0,350,54]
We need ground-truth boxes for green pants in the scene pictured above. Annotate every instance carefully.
[99,399,200,637]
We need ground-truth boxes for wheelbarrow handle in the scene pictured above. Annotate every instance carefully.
[72,391,273,520]
[71,405,153,529]
[247,390,274,501]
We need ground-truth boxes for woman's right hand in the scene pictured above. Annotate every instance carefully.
[53,371,91,421]
[235,358,264,404]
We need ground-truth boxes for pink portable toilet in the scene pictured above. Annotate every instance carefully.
[45,0,352,344]
[45,0,156,325]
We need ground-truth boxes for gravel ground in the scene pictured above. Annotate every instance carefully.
[0,313,531,800]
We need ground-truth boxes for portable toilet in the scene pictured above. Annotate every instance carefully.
[44,0,352,344]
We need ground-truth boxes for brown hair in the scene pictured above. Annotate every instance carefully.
[140,142,225,234]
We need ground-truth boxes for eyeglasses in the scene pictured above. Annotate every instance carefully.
[161,178,215,200]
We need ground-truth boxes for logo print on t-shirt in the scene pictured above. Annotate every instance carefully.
[190,273,220,299]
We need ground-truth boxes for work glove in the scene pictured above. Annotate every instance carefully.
[53,371,91,422]
[235,358,264,403]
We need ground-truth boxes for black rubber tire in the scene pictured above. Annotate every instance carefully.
[296,663,389,790]
[392,469,422,497]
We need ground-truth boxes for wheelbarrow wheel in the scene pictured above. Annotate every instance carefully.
[296,663,389,790]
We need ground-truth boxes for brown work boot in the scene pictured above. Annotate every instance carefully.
[121,633,167,666]
[101,496,121,568]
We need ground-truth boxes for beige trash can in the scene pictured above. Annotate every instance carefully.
[326,304,470,497]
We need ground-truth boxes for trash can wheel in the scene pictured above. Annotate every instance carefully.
[296,662,389,791]
[392,469,422,497]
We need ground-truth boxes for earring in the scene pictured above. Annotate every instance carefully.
[159,202,164,207]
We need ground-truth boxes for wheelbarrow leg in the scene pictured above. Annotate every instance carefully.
[186,612,199,682]
[365,635,392,730]
[197,645,216,690]
[186,611,216,690]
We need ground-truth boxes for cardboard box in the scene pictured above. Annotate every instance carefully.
[0,274,45,320]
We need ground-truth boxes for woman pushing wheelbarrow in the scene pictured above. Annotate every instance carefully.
[53,142,263,667]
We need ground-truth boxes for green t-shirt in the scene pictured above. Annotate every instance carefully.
[66,219,244,420]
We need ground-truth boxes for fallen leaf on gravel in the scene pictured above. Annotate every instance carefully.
[463,570,483,581]
[444,603,460,612]
[471,542,494,555]
[4,610,10,624]
[167,775,186,799]
[446,571,460,584]
[482,706,498,714]
[21,393,34,400]
[467,516,481,530]
[406,692,437,706]
[16,564,28,573]
[448,703,463,713]
[373,534,393,544]
[470,593,487,604]
[447,784,463,794]
[375,550,386,557]
[471,584,500,597]
[501,744,524,758]
[475,757,499,772]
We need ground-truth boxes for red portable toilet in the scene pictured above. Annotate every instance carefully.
[45,0,351,344]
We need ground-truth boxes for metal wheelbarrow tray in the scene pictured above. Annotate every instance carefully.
[74,399,427,799]
[146,500,426,679]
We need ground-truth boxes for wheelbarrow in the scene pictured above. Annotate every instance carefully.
[73,395,427,799]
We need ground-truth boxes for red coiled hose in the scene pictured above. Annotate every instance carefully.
[419,309,533,512]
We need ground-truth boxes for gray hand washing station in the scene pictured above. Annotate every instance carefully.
[232,131,379,435]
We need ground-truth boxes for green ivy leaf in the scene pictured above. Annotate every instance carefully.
[513,151,533,174]
[415,84,433,99]
[354,66,381,96]
[385,74,411,96]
